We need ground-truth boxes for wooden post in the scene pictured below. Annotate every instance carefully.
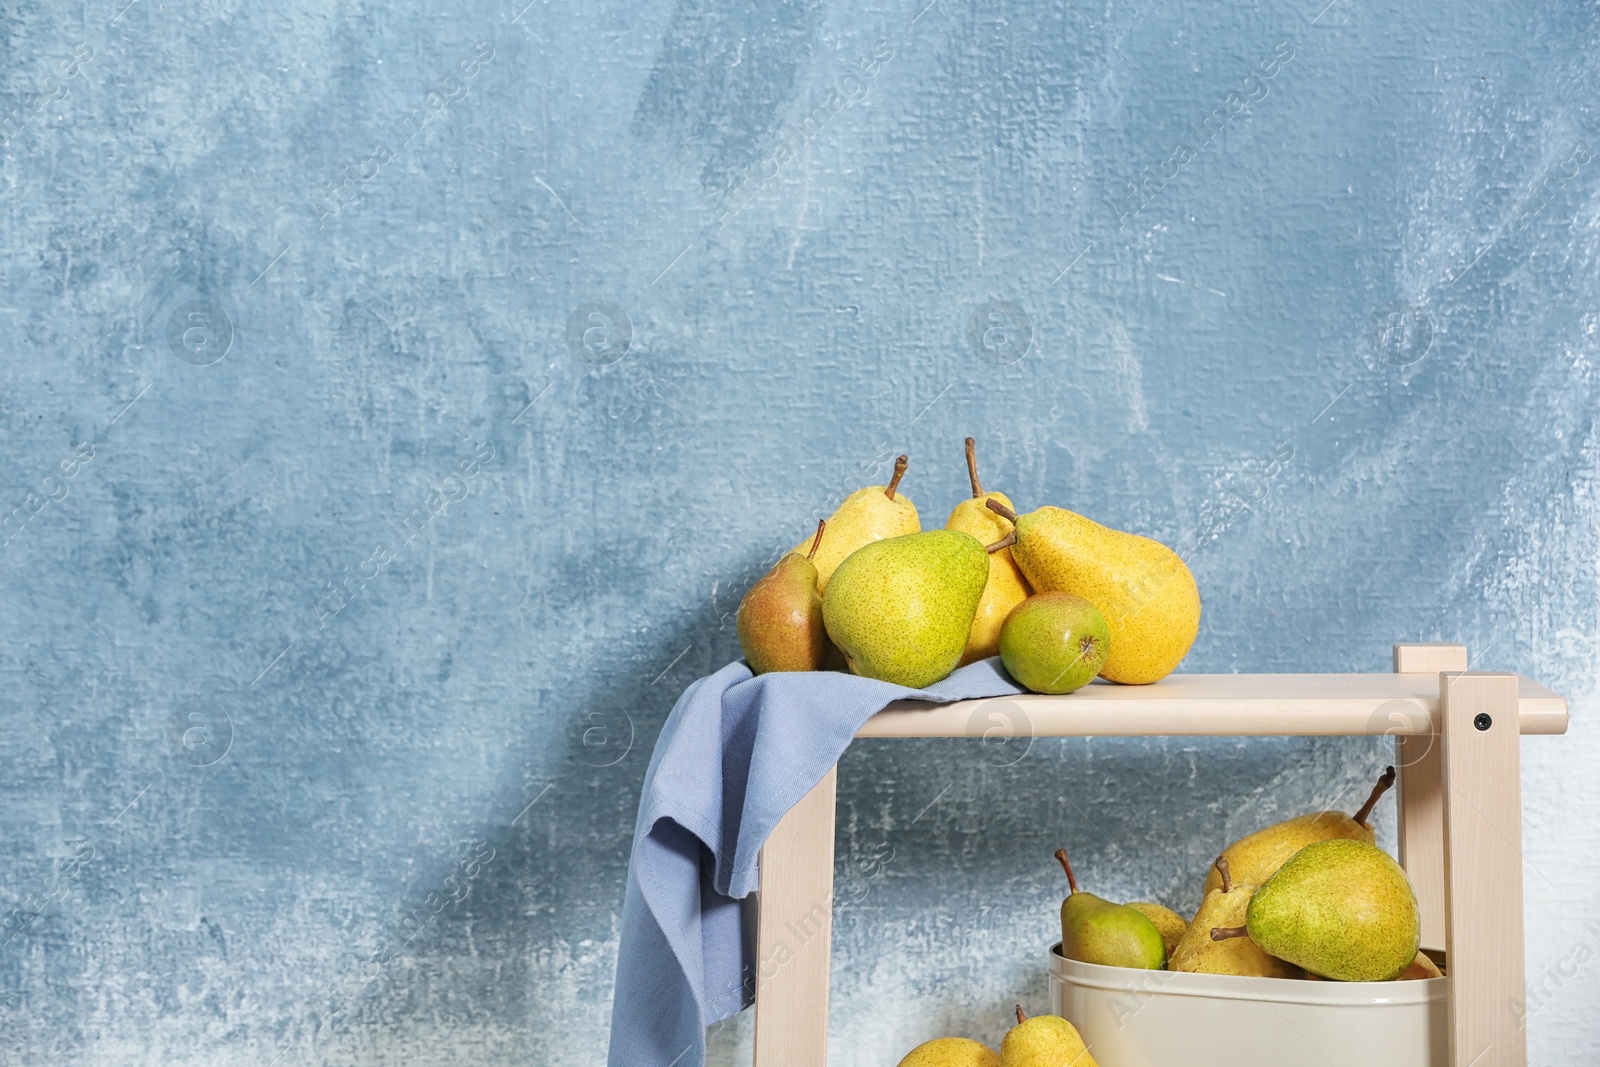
[1393,643,1466,953]
[1441,671,1525,1067]
[753,765,837,1067]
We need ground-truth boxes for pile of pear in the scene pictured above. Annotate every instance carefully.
[736,439,1203,692]
[896,1005,1101,1067]
[1052,767,1441,984]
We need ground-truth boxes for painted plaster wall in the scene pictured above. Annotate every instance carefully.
[0,0,1596,1064]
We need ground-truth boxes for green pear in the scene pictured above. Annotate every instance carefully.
[1204,766,1395,895]
[1000,1005,1098,1067]
[1126,902,1188,958]
[997,592,1110,695]
[1218,839,1420,982]
[1169,858,1301,978]
[822,530,988,688]
[737,521,829,674]
[897,1036,1000,1067]
[1055,848,1165,970]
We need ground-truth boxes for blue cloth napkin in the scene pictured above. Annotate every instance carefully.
[607,658,1025,1067]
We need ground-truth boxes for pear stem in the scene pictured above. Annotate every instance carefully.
[806,519,826,561]
[1014,1004,1027,1025]
[965,437,984,498]
[1215,856,1232,895]
[1054,848,1079,894]
[985,498,1018,523]
[1352,765,1398,828]
[884,455,909,501]
[986,531,1017,554]
[1210,926,1249,942]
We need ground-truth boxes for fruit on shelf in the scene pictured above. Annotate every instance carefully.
[1126,902,1188,958]
[1215,838,1422,982]
[945,437,1031,666]
[821,529,987,689]
[1203,766,1396,896]
[999,1005,1098,1067]
[1055,848,1165,971]
[987,501,1199,684]
[736,520,829,674]
[997,592,1110,695]
[1398,951,1443,980]
[788,454,919,594]
[895,1037,1000,1067]
[1170,857,1301,978]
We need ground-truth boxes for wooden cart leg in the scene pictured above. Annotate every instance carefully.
[1393,643,1467,953]
[753,765,837,1067]
[1440,672,1525,1067]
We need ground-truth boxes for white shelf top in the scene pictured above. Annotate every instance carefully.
[856,672,1569,738]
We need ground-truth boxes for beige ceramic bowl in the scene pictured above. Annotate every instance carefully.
[1049,943,1445,1067]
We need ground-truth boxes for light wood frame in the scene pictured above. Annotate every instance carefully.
[750,645,1566,1067]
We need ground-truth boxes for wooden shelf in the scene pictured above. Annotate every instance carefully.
[857,672,1568,738]
[756,648,1561,1067]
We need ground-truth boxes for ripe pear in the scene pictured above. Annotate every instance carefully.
[1170,858,1301,978]
[987,502,1198,684]
[897,1037,1000,1067]
[790,454,920,593]
[998,592,1110,695]
[1398,950,1443,980]
[737,521,829,674]
[822,530,988,688]
[1000,1005,1098,1067]
[1204,766,1396,895]
[1126,902,1188,958]
[1217,839,1421,982]
[1055,848,1165,970]
[945,438,1031,665]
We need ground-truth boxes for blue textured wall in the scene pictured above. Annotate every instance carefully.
[2,0,1597,1063]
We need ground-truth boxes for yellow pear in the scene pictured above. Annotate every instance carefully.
[1169,858,1302,978]
[1204,766,1395,895]
[1398,951,1443,980]
[897,1036,1001,1067]
[1000,1005,1097,1067]
[790,454,919,593]
[1127,902,1188,958]
[988,502,1198,684]
[945,438,1031,665]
